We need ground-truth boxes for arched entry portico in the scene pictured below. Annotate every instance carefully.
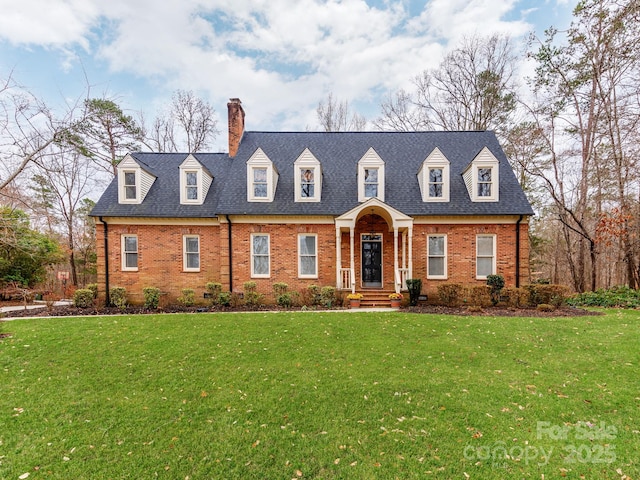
[335,198,414,293]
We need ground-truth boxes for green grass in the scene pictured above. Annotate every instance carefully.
[1,310,639,479]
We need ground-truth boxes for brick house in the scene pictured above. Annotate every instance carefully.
[90,98,534,305]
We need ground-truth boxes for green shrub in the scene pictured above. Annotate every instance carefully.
[486,274,505,306]
[276,293,292,308]
[437,283,463,307]
[206,282,223,305]
[178,288,196,307]
[502,287,527,308]
[74,289,95,308]
[524,284,568,307]
[305,285,321,306]
[143,287,161,309]
[405,279,422,306]
[86,283,98,299]
[218,291,232,307]
[567,285,640,308]
[467,285,491,307]
[273,282,288,295]
[320,286,336,307]
[110,287,127,309]
[243,281,263,307]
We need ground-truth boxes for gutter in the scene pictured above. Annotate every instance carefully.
[226,215,233,292]
[515,215,523,288]
[99,217,111,306]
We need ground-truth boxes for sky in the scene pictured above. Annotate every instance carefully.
[0,0,576,152]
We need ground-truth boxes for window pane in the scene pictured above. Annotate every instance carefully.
[299,235,316,255]
[477,236,493,256]
[301,184,314,198]
[254,184,267,197]
[428,257,444,276]
[254,168,267,182]
[365,169,378,182]
[125,186,137,199]
[477,258,493,277]
[478,183,492,197]
[478,168,492,182]
[125,253,138,268]
[124,172,136,185]
[365,183,378,197]
[429,183,443,197]
[301,169,314,183]
[429,168,442,183]
[124,236,137,252]
[429,236,444,256]
[186,172,197,186]
[300,256,316,276]
[187,186,198,200]
[253,235,268,255]
[186,237,199,253]
[253,256,268,275]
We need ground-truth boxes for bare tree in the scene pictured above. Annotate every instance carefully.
[143,90,219,152]
[375,34,518,136]
[316,93,367,131]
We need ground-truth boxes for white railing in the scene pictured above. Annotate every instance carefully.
[339,268,353,290]
[396,268,409,292]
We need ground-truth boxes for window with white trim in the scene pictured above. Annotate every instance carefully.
[294,149,321,202]
[418,148,450,202]
[358,148,385,202]
[183,235,200,271]
[123,171,137,200]
[463,147,499,202]
[476,234,496,279]
[477,167,493,198]
[185,171,199,201]
[122,235,138,271]
[247,148,278,202]
[298,234,317,278]
[251,234,270,277]
[427,234,447,279]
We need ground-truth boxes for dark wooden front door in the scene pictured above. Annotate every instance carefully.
[362,238,382,287]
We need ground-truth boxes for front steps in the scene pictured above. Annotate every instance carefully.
[358,289,395,308]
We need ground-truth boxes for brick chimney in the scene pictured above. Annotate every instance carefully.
[227,98,245,157]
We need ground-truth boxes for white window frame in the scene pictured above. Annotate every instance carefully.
[476,234,496,279]
[121,234,138,271]
[251,233,270,278]
[294,148,321,202]
[298,234,318,278]
[247,148,278,202]
[468,148,499,202]
[183,235,200,272]
[182,170,200,204]
[427,234,447,279]
[358,148,385,202]
[419,148,450,202]
[119,169,139,203]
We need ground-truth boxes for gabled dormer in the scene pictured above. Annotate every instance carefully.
[179,154,213,205]
[117,154,156,204]
[247,148,279,202]
[418,147,450,202]
[358,148,385,202]
[294,148,322,202]
[462,147,499,202]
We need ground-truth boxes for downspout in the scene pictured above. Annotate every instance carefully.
[515,215,523,288]
[225,215,233,293]
[99,217,110,306]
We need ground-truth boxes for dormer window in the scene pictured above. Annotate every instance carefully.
[117,154,156,204]
[247,148,278,202]
[179,155,212,205]
[294,148,321,202]
[418,147,450,202]
[358,148,385,202]
[463,147,499,202]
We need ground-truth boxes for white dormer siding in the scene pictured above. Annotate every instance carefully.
[462,147,499,202]
[247,148,279,202]
[179,155,213,205]
[117,154,156,204]
[294,148,322,202]
[418,147,450,202]
[358,148,385,202]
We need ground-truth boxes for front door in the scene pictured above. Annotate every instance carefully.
[362,234,382,287]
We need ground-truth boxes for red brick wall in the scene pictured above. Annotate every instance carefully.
[95,218,530,305]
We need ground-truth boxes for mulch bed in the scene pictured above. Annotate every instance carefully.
[1,303,601,319]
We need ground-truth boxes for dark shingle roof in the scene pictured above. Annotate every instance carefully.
[91,131,533,218]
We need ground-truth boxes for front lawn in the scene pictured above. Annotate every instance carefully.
[1,310,639,479]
